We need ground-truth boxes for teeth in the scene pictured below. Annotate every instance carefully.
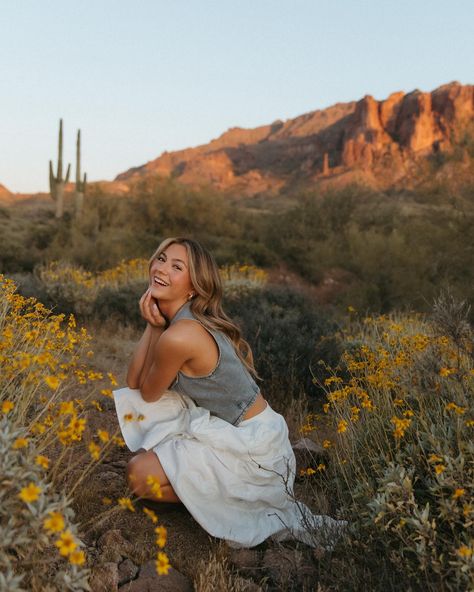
[154,276,169,286]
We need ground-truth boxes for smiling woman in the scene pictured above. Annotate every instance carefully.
[113,236,346,549]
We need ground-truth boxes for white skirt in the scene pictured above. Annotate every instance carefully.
[113,387,346,549]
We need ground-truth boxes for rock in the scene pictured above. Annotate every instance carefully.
[97,529,133,563]
[263,548,303,586]
[118,558,139,586]
[118,560,193,592]
[292,438,325,454]
[229,548,261,579]
[89,562,119,592]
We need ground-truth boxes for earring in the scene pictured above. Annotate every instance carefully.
[187,292,195,301]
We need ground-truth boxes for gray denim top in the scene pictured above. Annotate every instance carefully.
[169,302,260,425]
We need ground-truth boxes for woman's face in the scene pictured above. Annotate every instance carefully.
[149,243,194,304]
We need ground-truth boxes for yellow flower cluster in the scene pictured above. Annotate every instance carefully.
[391,416,412,440]
[141,503,170,575]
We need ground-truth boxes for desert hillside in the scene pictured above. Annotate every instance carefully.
[115,81,473,196]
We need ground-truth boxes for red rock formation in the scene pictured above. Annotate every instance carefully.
[115,82,473,196]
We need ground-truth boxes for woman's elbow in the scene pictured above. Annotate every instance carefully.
[139,382,162,403]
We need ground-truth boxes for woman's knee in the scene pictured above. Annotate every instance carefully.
[126,454,149,496]
[126,451,168,497]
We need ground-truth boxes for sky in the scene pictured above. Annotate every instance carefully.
[1,0,472,193]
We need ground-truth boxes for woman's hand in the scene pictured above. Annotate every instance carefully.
[139,288,168,328]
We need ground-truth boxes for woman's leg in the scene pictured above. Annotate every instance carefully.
[127,450,181,503]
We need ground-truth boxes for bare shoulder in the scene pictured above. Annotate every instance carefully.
[160,319,209,349]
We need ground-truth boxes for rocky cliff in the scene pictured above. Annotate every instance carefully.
[115,81,474,196]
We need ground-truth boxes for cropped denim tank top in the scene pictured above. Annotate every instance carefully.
[169,302,260,426]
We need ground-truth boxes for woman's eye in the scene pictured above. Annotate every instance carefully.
[173,265,182,271]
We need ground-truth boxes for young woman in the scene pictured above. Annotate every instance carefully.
[113,237,346,549]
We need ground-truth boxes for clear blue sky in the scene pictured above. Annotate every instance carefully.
[1,0,472,193]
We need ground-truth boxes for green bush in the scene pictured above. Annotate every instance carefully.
[224,285,341,404]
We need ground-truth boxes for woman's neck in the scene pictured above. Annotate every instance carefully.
[159,299,189,323]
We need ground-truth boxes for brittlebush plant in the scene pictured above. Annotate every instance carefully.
[306,298,473,591]
[0,275,126,586]
[1,274,174,583]
[36,259,268,319]
[0,415,90,591]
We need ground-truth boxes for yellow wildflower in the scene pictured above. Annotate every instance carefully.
[13,438,29,449]
[69,550,86,565]
[18,483,42,503]
[59,401,75,415]
[428,454,443,463]
[391,416,411,439]
[113,436,126,447]
[44,511,65,533]
[44,376,61,390]
[155,551,171,575]
[118,497,135,512]
[466,420,474,427]
[91,399,103,412]
[143,508,158,523]
[35,455,50,469]
[146,475,163,498]
[434,464,446,475]
[322,403,330,413]
[439,367,456,377]
[317,463,326,471]
[97,429,109,442]
[1,401,14,414]
[155,526,167,548]
[453,488,465,499]
[100,389,113,398]
[322,440,332,449]
[457,545,472,558]
[108,372,118,386]
[88,441,100,461]
[55,530,77,556]
[337,419,348,434]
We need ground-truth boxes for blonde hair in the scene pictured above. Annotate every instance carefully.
[149,237,258,378]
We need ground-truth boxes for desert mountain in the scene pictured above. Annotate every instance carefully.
[0,184,13,204]
[115,81,473,196]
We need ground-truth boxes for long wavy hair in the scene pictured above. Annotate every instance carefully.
[149,237,258,378]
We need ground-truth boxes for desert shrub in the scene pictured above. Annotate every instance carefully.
[35,259,149,318]
[310,294,474,590]
[225,285,341,405]
[0,275,174,586]
[0,416,90,591]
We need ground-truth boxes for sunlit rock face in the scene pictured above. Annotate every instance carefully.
[114,82,474,196]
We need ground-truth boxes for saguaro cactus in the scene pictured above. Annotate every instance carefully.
[74,129,87,215]
[49,119,71,218]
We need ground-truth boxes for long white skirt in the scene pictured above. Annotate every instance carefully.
[113,387,346,549]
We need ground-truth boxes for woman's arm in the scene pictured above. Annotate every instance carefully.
[126,324,163,388]
[139,327,191,402]
[126,288,167,389]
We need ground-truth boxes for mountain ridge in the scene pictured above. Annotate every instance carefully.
[114,81,473,196]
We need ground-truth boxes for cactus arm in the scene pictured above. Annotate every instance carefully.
[65,163,71,184]
[57,118,63,179]
[49,160,56,199]
[76,129,81,184]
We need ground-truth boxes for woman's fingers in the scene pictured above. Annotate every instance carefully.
[149,299,167,328]
[139,289,153,322]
